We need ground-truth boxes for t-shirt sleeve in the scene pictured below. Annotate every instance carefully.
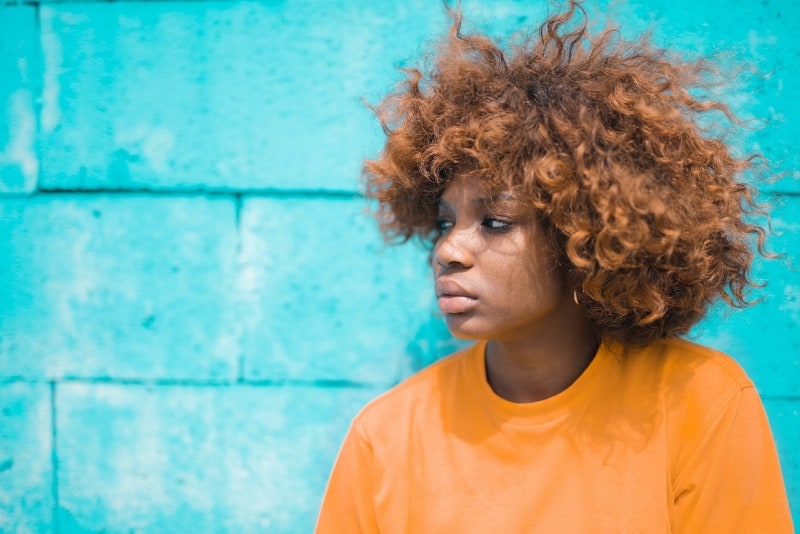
[315,419,379,534]
[671,385,793,533]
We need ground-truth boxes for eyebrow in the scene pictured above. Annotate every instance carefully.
[475,192,517,206]
[437,192,518,209]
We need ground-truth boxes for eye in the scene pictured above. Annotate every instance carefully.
[435,218,454,232]
[482,217,512,233]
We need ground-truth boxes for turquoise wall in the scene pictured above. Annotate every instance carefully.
[1,0,797,531]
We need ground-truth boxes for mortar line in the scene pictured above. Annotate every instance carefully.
[234,192,246,383]
[32,187,363,199]
[762,394,800,402]
[21,376,385,389]
[50,381,60,534]
[32,0,42,194]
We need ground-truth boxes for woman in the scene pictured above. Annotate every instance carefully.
[316,2,793,531]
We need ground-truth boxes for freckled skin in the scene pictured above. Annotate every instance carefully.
[433,178,599,403]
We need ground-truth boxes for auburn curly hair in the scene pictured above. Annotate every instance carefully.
[364,1,767,346]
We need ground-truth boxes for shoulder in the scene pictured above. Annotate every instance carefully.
[622,336,753,395]
[626,338,760,452]
[610,337,757,440]
[350,344,475,437]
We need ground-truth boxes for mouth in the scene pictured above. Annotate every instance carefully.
[435,279,478,314]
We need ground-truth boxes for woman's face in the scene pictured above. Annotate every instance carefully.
[433,177,570,342]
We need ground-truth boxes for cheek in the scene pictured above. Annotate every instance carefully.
[515,248,566,301]
[529,229,565,282]
[514,264,557,300]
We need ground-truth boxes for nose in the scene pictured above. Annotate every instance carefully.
[433,226,475,269]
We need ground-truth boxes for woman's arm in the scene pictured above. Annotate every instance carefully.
[671,385,793,532]
[315,421,380,533]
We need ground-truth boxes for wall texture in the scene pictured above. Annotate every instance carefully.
[0,0,797,532]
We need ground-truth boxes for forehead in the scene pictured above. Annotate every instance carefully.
[439,176,524,211]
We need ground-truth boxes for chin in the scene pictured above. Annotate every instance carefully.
[444,315,494,341]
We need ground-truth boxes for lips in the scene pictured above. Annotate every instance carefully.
[435,278,478,314]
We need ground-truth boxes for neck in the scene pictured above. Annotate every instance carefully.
[484,294,599,403]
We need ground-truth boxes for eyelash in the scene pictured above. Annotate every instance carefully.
[434,217,513,234]
[435,219,453,232]
[482,218,512,233]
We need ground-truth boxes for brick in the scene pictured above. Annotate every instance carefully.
[37,1,445,192]
[689,195,800,396]
[56,382,378,533]
[0,5,39,194]
[34,0,798,193]
[239,196,464,384]
[0,382,53,532]
[762,398,800,528]
[0,195,239,380]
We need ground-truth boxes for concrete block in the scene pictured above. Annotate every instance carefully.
[612,0,800,193]
[37,1,445,191]
[690,195,800,396]
[0,5,39,194]
[762,398,800,527]
[461,0,800,192]
[56,382,378,533]
[239,196,463,385]
[0,382,53,533]
[32,0,799,192]
[0,195,239,380]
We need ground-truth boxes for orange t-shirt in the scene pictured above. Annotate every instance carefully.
[316,338,792,533]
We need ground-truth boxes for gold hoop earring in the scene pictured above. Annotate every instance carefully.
[573,289,580,305]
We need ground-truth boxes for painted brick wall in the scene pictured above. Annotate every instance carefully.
[1,1,797,532]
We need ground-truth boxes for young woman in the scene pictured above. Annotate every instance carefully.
[316,2,793,531]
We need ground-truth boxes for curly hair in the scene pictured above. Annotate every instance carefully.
[363,1,767,346]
